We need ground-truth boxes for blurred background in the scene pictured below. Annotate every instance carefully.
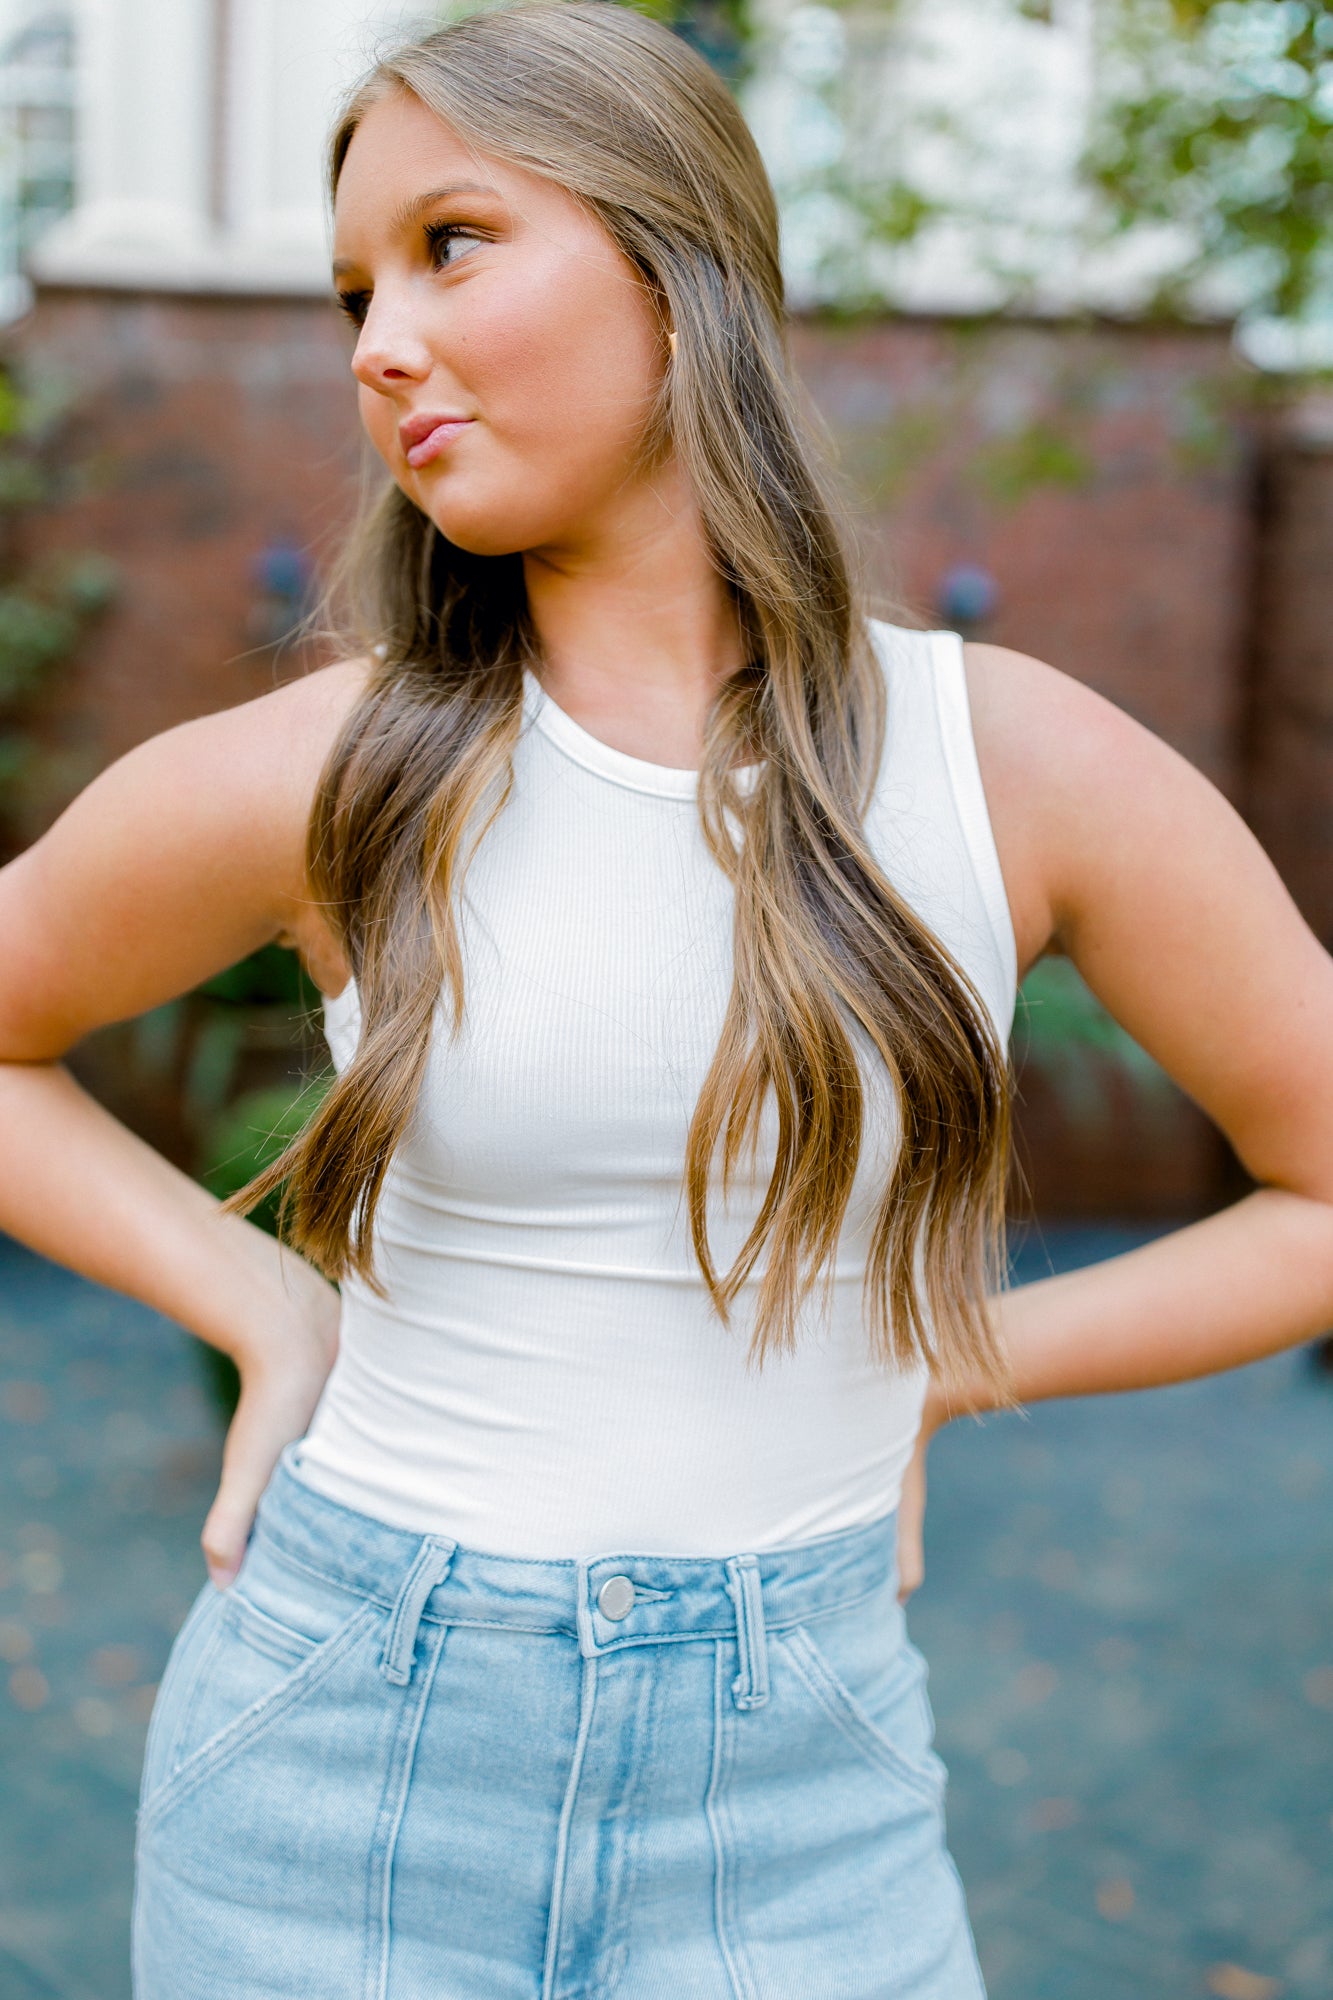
[0,1,1330,1996]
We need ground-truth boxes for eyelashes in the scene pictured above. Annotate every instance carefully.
[424,219,483,265]
[334,222,485,330]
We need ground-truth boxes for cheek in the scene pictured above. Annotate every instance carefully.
[466,260,660,473]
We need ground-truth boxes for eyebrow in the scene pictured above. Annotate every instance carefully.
[331,181,502,279]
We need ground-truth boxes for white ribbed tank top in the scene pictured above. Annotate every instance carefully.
[293,620,1017,1559]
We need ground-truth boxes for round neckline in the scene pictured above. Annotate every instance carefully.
[522,669,699,799]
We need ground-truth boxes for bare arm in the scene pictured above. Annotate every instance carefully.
[895,645,1333,1601]
[0,660,367,1581]
[941,642,1333,1421]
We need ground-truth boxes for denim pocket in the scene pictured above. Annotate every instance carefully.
[774,1601,948,1808]
[137,1537,376,1830]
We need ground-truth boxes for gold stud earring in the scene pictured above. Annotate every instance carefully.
[667,329,678,356]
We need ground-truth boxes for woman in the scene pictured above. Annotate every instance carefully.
[2,4,1331,1994]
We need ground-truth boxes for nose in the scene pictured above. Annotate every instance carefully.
[350,289,433,392]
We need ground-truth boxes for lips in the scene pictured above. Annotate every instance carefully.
[399,412,474,470]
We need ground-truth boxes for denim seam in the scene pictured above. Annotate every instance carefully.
[262,1524,580,1582]
[541,1652,600,2000]
[765,1579,887,1635]
[365,1617,449,2000]
[777,1624,946,1809]
[243,1542,888,1642]
[245,1539,396,1603]
[576,1584,881,1654]
[145,1598,233,1809]
[704,1638,760,2000]
[419,1612,576,1638]
[136,1601,379,1832]
[223,1589,332,1668]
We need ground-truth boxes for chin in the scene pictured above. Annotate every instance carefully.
[417,490,553,560]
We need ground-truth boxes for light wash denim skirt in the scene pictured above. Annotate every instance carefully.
[133,1442,986,1999]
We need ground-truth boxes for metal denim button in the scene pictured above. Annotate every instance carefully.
[597,1575,635,1621]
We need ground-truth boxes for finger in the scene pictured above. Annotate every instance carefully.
[897,1537,924,1604]
[896,1449,928,1604]
[199,1391,290,1587]
[198,1330,340,1589]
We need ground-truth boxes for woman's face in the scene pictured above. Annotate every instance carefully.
[331,88,670,560]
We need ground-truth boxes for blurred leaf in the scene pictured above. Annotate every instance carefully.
[1088,0,1333,321]
[55,551,120,615]
[973,422,1095,507]
[130,999,188,1080]
[183,1011,250,1122]
[0,733,31,789]
[0,458,46,508]
[1016,956,1178,1130]
[198,1076,333,1236]
[196,941,321,1009]
[0,588,79,699]
[855,179,939,248]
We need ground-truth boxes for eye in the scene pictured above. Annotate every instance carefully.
[335,289,369,328]
[423,220,485,269]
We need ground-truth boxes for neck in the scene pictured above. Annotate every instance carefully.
[520,462,746,768]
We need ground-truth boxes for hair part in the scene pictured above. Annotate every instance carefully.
[228,0,1017,1407]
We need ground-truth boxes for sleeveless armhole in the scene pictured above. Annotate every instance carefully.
[321,979,361,1074]
[926,629,1020,1029]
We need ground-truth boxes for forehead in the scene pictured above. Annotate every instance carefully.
[337,88,485,190]
[329,84,628,284]
[333,87,547,236]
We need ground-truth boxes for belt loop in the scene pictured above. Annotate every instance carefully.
[380,1535,457,1686]
[725,1555,769,1712]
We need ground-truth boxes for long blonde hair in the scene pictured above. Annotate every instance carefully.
[232,0,1016,1403]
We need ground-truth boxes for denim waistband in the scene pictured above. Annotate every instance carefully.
[258,1444,900,1700]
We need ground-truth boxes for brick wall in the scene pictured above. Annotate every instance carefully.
[9,289,363,835]
[9,289,1262,1213]
[1244,394,1333,951]
[789,315,1254,790]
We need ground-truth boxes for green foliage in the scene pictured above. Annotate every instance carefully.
[184,945,330,1193]
[128,941,326,1131]
[972,421,1095,507]
[194,1063,324,1421]
[196,939,321,1010]
[626,0,755,66]
[189,948,329,1205]
[1015,955,1178,1129]
[844,178,937,250]
[0,581,77,700]
[701,0,1333,338]
[0,555,120,697]
[437,0,754,76]
[197,1075,332,1231]
[188,949,334,1423]
[0,359,118,842]
[1087,0,1333,319]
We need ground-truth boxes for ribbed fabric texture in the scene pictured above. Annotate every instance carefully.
[294,621,1017,1559]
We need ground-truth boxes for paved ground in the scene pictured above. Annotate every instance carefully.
[1,1221,1330,2000]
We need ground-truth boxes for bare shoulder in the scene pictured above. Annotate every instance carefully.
[960,640,1217,978]
[962,639,1333,1198]
[0,656,374,1058]
[959,641,1090,978]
